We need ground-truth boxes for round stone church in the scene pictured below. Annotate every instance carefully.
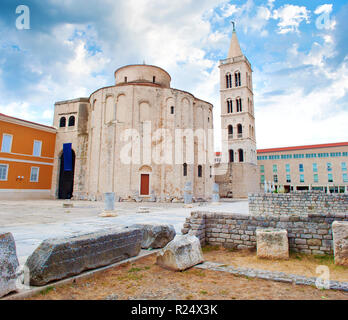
[51,64,214,201]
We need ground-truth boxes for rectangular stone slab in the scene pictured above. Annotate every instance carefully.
[332,221,348,266]
[25,227,142,286]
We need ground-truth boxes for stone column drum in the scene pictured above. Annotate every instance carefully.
[256,228,289,260]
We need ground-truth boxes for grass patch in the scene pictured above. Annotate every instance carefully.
[313,254,334,264]
[202,245,220,253]
[200,290,208,295]
[40,286,55,295]
[128,267,142,273]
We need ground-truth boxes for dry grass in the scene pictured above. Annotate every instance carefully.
[204,246,348,282]
[27,251,348,301]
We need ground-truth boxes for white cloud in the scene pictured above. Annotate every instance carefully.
[272,4,310,34]
[314,4,333,15]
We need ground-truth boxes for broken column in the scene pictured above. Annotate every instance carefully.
[156,234,204,271]
[130,224,176,249]
[0,233,20,298]
[184,182,193,205]
[25,227,142,286]
[99,192,117,217]
[211,183,220,204]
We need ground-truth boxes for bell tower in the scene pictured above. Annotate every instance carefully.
[216,23,259,198]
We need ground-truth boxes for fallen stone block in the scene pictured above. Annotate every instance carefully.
[332,221,348,266]
[131,224,176,249]
[25,227,142,286]
[0,233,20,298]
[156,234,204,271]
[256,228,289,260]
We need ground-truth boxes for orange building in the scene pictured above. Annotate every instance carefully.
[0,113,56,199]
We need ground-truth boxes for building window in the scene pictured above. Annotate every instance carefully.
[312,163,318,172]
[183,163,187,177]
[210,166,212,178]
[33,140,42,157]
[30,167,39,182]
[170,106,175,114]
[341,162,347,172]
[236,98,242,112]
[273,175,278,183]
[299,164,304,172]
[273,165,278,173]
[68,116,75,127]
[314,174,319,183]
[343,173,348,183]
[237,124,242,138]
[238,149,244,162]
[1,134,12,153]
[198,165,202,177]
[327,163,332,172]
[59,117,66,128]
[235,71,241,87]
[226,73,232,88]
[300,174,305,183]
[227,99,233,113]
[124,76,127,83]
[260,165,264,173]
[0,164,9,181]
[328,173,333,183]
[228,125,233,136]
[153,76,156,83]
[286,174,291,183]
[261,175,265,184]
[286,164,290,172]
[229,149,234,163]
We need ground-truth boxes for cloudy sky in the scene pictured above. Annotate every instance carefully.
[0,0,347,150]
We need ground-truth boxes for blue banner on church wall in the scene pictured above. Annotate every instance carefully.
[63,143,72,171]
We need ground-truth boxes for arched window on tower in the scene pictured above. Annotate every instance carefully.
[59,117,66,128]
[226,73,232,88]
[227,99,233,113]
[228,125,233,136]
[229,149,234,163]
[68,116,75,127]
[235,71,241,87]
[236,98,242,112]
[238,149,244,162]
[237,124,242,138]
[183,163,187,176]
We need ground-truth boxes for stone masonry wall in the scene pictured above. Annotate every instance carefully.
[182,211,348,255]
[248,192,348,216]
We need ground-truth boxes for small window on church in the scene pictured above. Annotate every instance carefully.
[59,117,66,128]
[68,116,75,127]
[153,76,156,83]
[170,106,174,114]
[124,77,127,83]
[198,165,202,177]
[183,163,187,176]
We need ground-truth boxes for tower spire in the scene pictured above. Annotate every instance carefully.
[228,21,243,58]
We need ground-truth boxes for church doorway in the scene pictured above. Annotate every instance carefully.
[58,144,76,199]
[140,174,150,196]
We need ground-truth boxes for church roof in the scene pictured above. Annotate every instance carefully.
[228,30,243,58]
